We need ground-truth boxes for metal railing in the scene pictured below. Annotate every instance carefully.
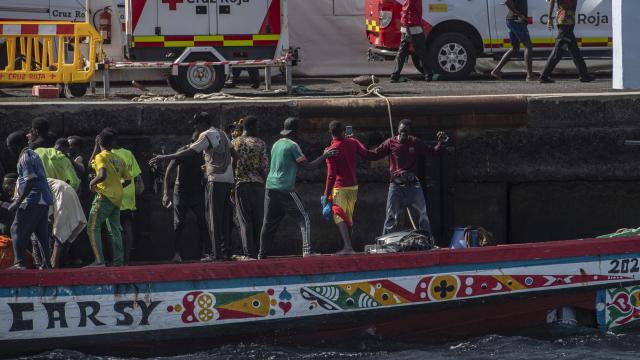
[0,21,102,84]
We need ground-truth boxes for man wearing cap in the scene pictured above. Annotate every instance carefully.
[150,112,237,262]
[258,117,337,259]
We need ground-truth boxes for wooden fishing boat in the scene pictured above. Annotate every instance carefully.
[1,236,640,357]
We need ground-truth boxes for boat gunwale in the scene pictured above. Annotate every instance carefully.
[1,236,639,289]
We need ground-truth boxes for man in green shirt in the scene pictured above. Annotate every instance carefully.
[258,117,337,259]
[103,128,144,265]
[34,138,80,191]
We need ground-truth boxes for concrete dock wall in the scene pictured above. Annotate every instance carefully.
[1,93,639,261]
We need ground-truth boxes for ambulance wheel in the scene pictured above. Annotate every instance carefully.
[167,76,184,94]
[63,84,87,98]
[428,33,476,80]
[176,62,225,96]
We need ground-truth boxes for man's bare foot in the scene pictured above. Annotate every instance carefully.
[231,255,256,261]
[303,252,322,258]
[490,70,503,80]
[526,74,534,82]
[336,248,355,256]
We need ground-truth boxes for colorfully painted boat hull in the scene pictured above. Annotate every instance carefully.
[1,236,640,357]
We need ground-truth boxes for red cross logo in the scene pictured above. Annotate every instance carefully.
[162,0,184,11]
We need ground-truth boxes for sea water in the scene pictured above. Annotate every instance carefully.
[15,332,640,360]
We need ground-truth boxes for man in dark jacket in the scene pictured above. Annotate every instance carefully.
[391,0,432,83]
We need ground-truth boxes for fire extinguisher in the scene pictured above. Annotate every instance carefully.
[98,8,112,44]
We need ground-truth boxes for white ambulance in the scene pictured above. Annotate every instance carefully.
[0,0,292,95]
[366,0,612,79]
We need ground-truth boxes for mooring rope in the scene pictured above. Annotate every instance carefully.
[362,75,395,137]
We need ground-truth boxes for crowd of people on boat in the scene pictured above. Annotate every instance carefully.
[0,113,447,269]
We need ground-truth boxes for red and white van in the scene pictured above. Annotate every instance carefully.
[366,0,612,79]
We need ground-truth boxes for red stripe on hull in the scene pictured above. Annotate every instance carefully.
[341,291,596,342]
[1,236,639,288]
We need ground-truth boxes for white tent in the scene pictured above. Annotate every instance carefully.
[288,0,402,76]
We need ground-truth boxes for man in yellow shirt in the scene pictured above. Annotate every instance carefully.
[106,128,144,265]
[87,131,132,267]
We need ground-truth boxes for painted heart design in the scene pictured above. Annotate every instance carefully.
[279,301,292,314]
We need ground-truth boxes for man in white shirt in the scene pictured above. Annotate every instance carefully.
[150,112,237,262]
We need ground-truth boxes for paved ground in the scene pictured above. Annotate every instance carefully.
[0,72,630,102]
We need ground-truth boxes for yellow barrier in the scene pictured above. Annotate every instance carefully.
[0,21,102,84]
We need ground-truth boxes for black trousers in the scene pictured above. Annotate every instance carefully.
[11,203,50,268]
[204,181,233,259]
[173,192,208,257]
[259,189,310,258]
[235,182,265,258]
[392,31,432,80]
[541,24,589,78]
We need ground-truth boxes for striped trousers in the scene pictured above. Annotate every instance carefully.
[87,195,123,265]
[258,189,311,258]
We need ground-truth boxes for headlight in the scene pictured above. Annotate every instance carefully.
[379,10,393,28]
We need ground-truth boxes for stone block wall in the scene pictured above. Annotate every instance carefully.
[1,93,639,261]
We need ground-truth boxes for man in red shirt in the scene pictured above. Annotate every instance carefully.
[391,0,432,83]
[369,119,446,236]
[324,121,371,254]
